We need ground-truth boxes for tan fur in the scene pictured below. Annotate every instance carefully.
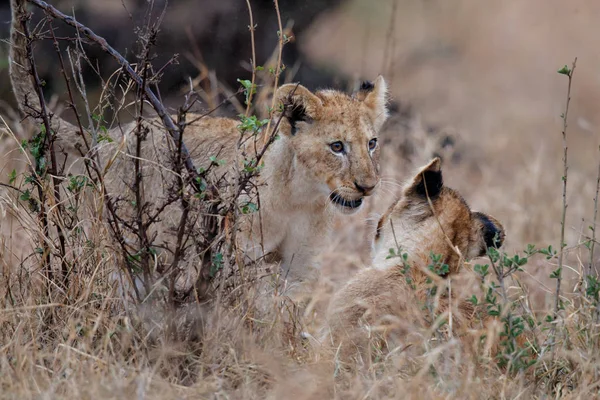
[7,0,389,288]
[326,158,505,364]
[371,159,504,273]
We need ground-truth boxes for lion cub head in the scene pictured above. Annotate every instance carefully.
[372,157,505,274]
[274,77,388,214]
[325,158,505,365]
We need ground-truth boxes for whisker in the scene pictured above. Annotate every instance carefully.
[380,176,406,185]
[375,186,398,199]
[379,180,405,189]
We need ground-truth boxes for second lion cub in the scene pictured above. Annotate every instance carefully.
[326,157,505,363]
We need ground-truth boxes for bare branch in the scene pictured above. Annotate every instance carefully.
[25,0,204,194]
[554,58,577,322]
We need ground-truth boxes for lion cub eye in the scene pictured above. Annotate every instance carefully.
[368,138,378,151]
[330,141,345,154]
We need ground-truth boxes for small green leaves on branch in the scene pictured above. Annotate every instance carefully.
[237,79,258,105]
[557,65,571,76]
[238,114,269,134]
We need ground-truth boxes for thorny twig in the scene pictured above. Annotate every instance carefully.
[25,0,205,194]
[22,0,286,305]
[130,3,165,294]
[551,58,577,362]
[554,58,577,321]
[18,7,64,290]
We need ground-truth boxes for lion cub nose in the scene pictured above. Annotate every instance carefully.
[354,181,377,196]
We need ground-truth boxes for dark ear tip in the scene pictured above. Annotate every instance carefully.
[477,213,505,249]
[282,99,310,136]
[360,80,375,92]
[414,169,443,198]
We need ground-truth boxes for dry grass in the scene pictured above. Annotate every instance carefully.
[2,1,600,399]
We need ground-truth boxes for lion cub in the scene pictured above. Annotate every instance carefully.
[326,157,505,362]
[8,0,388,290]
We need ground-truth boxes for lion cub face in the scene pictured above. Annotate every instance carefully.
[372,157,505,274]
[275,78,388,214]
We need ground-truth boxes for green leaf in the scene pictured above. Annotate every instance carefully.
[8,169,16,185]
[474,263,489,278]
[67,175,89,193]
[210,252,224,277]
[427,252,449,276]
[237,79,253,89]
[386,248,396,259]
[524,243,536,256]
[194,176,207,193]
[98,133,113,143]
[241,202,258,214]
[209,155,226,166]
[539,245,556,260]
[557,65,571,75]
[19,189,31,202]
[238,114,268,133]
[469,295,478,306]
[237,79,258,105]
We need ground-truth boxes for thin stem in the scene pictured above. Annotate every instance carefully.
[244,0,257,116]
[19,9,55,291]
[49,22,89,152]
[590,145,600,278]
[554,57,577,322]
[133,33,153,295]
[262,0,285,146]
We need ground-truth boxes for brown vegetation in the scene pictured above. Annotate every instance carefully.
[1,1,600,399]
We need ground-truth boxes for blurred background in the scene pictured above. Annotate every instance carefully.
[1,0,599,310]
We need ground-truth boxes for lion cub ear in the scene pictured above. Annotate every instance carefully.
[470,212,505,257]
[405,157,444,199]
[357,75,389,131]
[275,83,323,136]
